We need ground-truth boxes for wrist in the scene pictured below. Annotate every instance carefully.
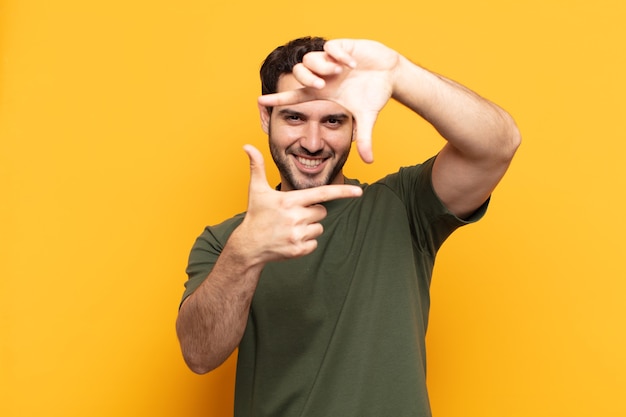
[391,55,436,110]
[222,225,267,277]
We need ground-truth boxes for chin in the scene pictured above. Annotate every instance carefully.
[283,169,337,190]
[289,177,331,190]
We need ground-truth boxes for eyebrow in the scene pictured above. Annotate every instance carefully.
[277,109,306,118]
[277,108,351,121]
[322,113,350,122]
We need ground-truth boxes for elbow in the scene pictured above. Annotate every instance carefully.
[178,334,229,375]
[176,327,220,375]
[184,355,215,375]
[180,344,223,375]
[508,122,522,156]
[507,108,522,146]
[176,301,220,375]
[496,111,522,163]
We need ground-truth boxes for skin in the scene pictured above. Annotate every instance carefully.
[261,73,356,191]
[176,76,363,374]
[176,39,521,374]
[259,39,521,218]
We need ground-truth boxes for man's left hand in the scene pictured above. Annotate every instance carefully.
[257,39,400,163]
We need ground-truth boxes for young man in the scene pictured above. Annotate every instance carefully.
[177,37,520,416]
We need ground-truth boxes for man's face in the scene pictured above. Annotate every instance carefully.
[260,73,354,191]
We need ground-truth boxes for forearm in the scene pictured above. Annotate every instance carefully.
[176,229,264,374]
[392,55,520,160]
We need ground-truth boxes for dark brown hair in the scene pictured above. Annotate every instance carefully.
[260,36,327,97]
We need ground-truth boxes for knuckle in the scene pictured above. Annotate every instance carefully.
[279,195,296,210]
[310,204,327,219]
[286,242,310,258]
[310,223,323,238]
[287,228,304,245]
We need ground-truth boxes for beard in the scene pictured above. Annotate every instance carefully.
[269,136,351,191]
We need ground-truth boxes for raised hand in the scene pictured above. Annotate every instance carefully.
[257,39,401,164]
[237,145,362,264]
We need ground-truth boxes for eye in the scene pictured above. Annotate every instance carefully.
[283,114,302,123]
[325,117,345,128]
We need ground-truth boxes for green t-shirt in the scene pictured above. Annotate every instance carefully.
[183,157,487,417]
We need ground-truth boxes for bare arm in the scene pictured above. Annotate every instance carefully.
[176,228,263,374]
[176,145,362,374]
[392,56,521,218]
[259,39,521,218]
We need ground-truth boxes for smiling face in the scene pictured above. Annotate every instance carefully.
[260,74,355,191]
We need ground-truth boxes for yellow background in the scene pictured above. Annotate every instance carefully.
[2,0,625,416]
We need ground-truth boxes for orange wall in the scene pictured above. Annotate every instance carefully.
[2,1,625,416]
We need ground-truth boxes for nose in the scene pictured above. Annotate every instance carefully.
[300,123,324,154]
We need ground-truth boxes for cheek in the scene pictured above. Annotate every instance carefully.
[327,127,354,149]
[272,128,301,146]
[268,122,294,143]
[274,125,320,149]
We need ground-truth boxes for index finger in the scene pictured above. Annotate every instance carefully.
[291,184,363,206]
[258,88,316,108]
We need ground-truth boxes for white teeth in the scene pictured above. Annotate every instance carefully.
[297,157,322,168]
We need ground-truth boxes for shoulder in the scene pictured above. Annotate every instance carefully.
[184,213,246,296]
[192,212,246,252]
[360,156,436,204]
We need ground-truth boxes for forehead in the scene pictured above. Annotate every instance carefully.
[277,73,308,92]
[276,73,350,116]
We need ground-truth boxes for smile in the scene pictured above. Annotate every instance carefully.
[297,156,324,168]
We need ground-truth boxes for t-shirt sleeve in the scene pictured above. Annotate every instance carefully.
[377,155,489,255]
[180,214,244,306]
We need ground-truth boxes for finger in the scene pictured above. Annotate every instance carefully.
[243,144,270,190]
[293,62,327,89]
[353,112,378,164]
[301,53,344,78]
[293,184,363,207]
[258,88,316,108]
[306,203,328,224]
[324,39,357,69]
[302,222,324,241]
[298,238,319,256]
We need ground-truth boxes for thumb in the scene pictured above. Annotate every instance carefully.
[354,112,377,164]
[243,144,270,190]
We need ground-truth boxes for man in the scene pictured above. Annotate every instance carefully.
[176,37,520,416]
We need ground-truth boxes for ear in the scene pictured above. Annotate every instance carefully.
[351,117,357,142]
[258,102,271,135]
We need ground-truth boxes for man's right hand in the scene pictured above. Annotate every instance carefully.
[234,144,362,265]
